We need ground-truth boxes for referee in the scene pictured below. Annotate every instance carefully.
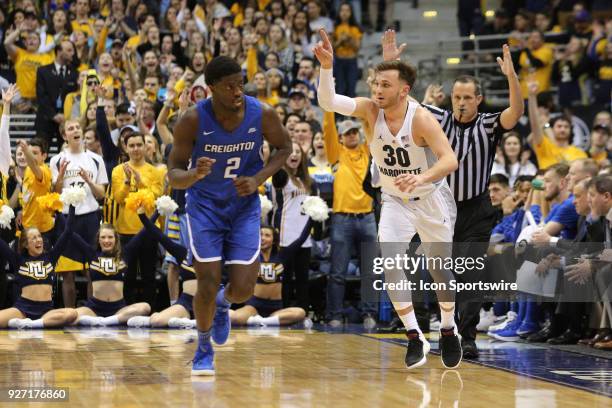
[382,33,524,358]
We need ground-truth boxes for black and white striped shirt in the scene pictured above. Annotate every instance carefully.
[423,105,504,202]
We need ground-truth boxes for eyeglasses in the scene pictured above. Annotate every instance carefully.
[87,80,99,86]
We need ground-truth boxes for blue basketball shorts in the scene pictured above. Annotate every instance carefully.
[186,195,261,264]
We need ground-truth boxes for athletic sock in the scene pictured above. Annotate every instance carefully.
[101,316,120,326]
[246,315,263,326]
[198,329,212,352]
[29,319,44,328]
[216,287,231,309]
[392,301,421,334]
[439,302,456,329]
[78,316,100,326]
[259,316,280,326]
[170,300,177,306]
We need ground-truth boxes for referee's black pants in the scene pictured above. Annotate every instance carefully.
[453,192,498,342]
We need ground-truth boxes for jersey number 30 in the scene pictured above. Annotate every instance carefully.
[382,145,411,167]
[224,157,241,178]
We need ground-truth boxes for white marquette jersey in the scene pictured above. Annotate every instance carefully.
[273,177,312,248]
[369,102,442,199]
[51,149,108,215]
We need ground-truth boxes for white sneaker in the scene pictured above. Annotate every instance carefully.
[78,316,105,326]
[127,316,151,328]
[476,309,496,332]
[328,319,343,328]
[8,318,32,329]
[487,311,517,336]
[363,316,377,330]
[168,317,196,329]
[303,317,313,330]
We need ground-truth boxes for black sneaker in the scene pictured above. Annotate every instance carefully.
[405,330,430,369]
[439,327,462,369]
[461,338,479,359]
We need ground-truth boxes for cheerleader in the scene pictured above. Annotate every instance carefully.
[230,220,312,326]
[71,205,187,326]
[0,205,77,329]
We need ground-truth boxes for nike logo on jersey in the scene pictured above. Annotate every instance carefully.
[248,127,257,133]
[203,130,215,135]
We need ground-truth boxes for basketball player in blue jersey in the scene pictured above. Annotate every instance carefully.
[168,56,291,376]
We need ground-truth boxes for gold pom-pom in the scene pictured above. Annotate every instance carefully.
[125,189,156,213]
[37,193,63,212]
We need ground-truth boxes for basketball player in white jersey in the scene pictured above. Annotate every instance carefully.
[314,29,462,369]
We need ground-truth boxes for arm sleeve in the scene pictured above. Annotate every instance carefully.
[138,212,187,265]
[0,235,17,272]
[317,68,357,116]
[97,106,120,163]
[49,205,76,265]
[278,218,313,263]
[69,231,97,262]
[0,114,10,176]
[272,168,289,189]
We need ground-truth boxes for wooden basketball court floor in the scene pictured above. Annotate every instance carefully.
[0,326,609,408]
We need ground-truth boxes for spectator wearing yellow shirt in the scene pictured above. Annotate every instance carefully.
[527,81,587,169]
[71,0,95,37]
[251,72,279,107]
[588,125,611,166]
[332,3,362,98]
[517,30,554,99]
[17,139,54,237]
[111,132,163,305]
[322,112,377,328]
[3,27,54,102]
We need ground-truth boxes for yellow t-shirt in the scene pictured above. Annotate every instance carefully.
[20,165,54,233]
[71,19,94,37]
[334,24,362,59]
[126,35,141,50]
[112,162,164,235]
[590,150,608,165]
[13,48,54,98]
[323,111,372,213]
[533,136,588,169]
[519,45,554,99]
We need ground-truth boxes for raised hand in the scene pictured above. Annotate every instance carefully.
[382,29,407,61]
[2,84,18,105]
[78,167,92,184]
[312,29,334,69]
[59,159,70,178]
[527,79,539,96]
[497,44,516,77]
[122,163,133,181]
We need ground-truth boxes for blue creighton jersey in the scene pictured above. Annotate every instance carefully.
[188,95,264,202]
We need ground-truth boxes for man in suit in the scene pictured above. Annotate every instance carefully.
[533,177,607,344]
[35,40,78,152]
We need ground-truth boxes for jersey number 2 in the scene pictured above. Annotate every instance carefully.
[224,157,241,179]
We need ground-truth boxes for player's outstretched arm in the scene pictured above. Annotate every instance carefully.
[313,29,375,121]
[167,107,215,189]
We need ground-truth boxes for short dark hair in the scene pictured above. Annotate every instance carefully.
[374,60,417,88]
[550,115,572,127]
[205,56,243,86]
[588,175,612,195]
[116,103,133,116]
[124,132,145,145]
[29,137,48,154]
[515,175,535,184]
[490,173,509,187]
[454,75,482,96]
